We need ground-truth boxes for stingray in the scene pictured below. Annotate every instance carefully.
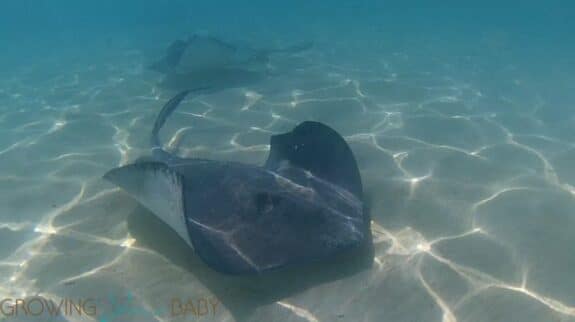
[149,34,313,75]
[149,34,312,92]
[103,89,370,274]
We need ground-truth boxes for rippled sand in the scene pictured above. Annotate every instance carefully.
[1,34,574,322]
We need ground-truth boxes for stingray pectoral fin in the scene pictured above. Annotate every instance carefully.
[265,121,364,200]
[103,162,194,249]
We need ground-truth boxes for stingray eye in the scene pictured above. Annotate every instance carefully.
[255,193,281,214]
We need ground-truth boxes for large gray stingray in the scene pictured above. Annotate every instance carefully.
[103,89,370,274]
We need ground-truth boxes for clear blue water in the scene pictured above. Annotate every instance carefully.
[1,1,575,322]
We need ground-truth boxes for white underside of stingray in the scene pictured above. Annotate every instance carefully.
[107,161,193,249]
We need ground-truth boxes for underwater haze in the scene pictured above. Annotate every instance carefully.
[1,1,575,321]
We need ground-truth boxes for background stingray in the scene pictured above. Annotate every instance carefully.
[104,90,373,276]
[150,34,313,74]
[149,34,313,92]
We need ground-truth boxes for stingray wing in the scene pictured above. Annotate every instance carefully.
[265,121,364,201]
[103,162,194,249]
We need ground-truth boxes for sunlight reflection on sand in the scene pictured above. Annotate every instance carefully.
[1,36,574,322]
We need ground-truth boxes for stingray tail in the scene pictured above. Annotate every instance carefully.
[151,88,209,160]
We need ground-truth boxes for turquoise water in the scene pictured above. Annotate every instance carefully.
[1,1,575,321]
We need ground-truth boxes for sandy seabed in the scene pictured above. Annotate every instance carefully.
[1,32,574,322]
